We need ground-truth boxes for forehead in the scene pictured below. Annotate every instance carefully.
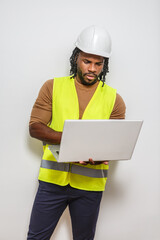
[78,51,104,62]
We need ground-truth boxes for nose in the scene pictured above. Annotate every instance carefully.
[88,63,96,73]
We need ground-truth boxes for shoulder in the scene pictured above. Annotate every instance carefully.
[38,79,53,98]
[53,76,74,91]
[103,82,116,91]
[41,79,53,91]
[110,93,126,119]
[115,93,126,106]
[54,76,73,84]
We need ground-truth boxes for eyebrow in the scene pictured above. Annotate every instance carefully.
[83,58,104,64]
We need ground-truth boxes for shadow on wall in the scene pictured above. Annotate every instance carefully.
[103,161,126,201]
[27,133,43,160]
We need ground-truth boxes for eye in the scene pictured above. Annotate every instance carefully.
[83,60,90,64]
[96,62,103,66]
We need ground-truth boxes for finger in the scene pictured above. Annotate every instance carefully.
[79,161,87,165]
[103,161,109,165]
[89,158,95,165]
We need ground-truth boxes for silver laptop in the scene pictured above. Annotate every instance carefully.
[48,120,143,162]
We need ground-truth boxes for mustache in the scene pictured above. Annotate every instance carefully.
[83,73,97,77]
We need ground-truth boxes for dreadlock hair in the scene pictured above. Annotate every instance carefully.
[70,47,81,79]
[69,47,109,87]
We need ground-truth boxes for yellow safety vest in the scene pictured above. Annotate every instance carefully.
[38,76,116,191]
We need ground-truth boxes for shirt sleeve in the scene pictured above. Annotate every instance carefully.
[110,93,126,119]
[29,79,53,126]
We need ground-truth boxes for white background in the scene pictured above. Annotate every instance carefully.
[0,0,160,239]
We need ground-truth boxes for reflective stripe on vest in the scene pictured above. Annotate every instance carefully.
[41,160,70,172]
[71,164,108,178]
[41,160,108,178]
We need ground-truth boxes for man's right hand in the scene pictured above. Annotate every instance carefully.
[29,122,62,144]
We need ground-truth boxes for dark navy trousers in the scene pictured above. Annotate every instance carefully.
[27,181,103,240]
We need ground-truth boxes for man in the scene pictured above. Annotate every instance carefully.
[27,26,126,240]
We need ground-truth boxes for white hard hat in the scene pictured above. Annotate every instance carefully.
[75,25,112,58]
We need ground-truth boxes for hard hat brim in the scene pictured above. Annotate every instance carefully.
[75,42,111,58]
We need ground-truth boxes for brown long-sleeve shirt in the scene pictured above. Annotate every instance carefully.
[29,79,126,125]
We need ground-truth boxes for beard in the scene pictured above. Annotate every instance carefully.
[77,67,99,86]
